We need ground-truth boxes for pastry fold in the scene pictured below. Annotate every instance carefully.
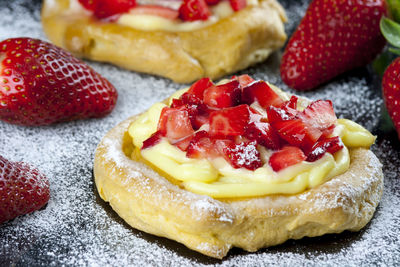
[41,0,287,83]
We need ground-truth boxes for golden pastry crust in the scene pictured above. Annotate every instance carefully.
[93,89,384,259]
[41,0,287,83]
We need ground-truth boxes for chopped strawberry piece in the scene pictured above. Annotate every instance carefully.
[306,136,344,162]
[129,5,179,20]
[191,114,209,130]
[186,77,214,99]
[170,98,184,108]
[180,92,203,106]
[244,122,281,150]
[297,100,337,130]
[269,146,306,172]
[267,96,299,123]
[229,0,247,11]
[222,141,262,170]
[242,81,284,109]
[273,119,322,151]
[157,107,195,141]
[203,80,241,108]
[319,124,336,140]
[209,104,251,137]
[232,74,255,87]
[173,134,194,151]
[142,131,163,149]
[205,0,221,5]
[94,0,137,19]
[186,131,223,159]
[179,0,211,21]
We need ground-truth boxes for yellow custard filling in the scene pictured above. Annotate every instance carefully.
[128,92,376,198]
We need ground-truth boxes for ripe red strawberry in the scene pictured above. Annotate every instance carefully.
[232,74,255,87]
[269,146,306,172]
[266,96,298,123]
[382,57,400,139]
[222,141,262,170]
[203,80,241,108]
[142,131,163,149]
[186,131,218,158]
[0,38,117,126]
[242,81,284,108]
[281,0,387,91]
[186,77,213,100]
[209,104,251,137]
[0,155,50,224]
[306,136,344,162]
[179,0,211,21]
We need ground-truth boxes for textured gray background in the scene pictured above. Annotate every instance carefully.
[0,0,399,266]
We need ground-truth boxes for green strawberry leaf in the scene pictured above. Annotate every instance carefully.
[380,16,400,48]
[373,50,393,76]
[386,0,400,23]
[389,47,400,55]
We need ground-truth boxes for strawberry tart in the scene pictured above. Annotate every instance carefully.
[93,75,383,258]
[41,0,287,83]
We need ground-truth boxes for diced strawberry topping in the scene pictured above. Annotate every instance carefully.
[94,0,137,19]
[306,136,344,162]
[269,146,306,172]
[297,100,337,130]
[158,107,195,141]
[273,119,322,151]
[179,0,211,21]
[142,130,163,149]
[203,80,241,108]
[205,0,221,5]
[229,0,247,11]
[209,104,251,137]
[232,74,255,87]
[129,5,179,20]
[222,141,262,170]
[173,134,194,151]
[242,81,284,109]
[186,77,214,99]
[186,131,224,158]
[244,122,281,150]
[266,96,299,123]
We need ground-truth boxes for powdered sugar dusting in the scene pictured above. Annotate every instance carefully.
[0,0,399,265]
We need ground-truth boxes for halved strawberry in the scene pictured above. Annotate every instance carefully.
[306,136,344,162]
[142,130,163,149]
[269,146,306,172]
[229,0,247,11]
[94,0,136,19]
[179,0,211,21]
[209,104,251,137]
[273,119,322,151]
[242,81,284,109]
[222,141,262,170]
[203,80,241,108]
[157,107,194,140]
[297,100,337,130]
[244,122,281,150]
[232,74,255,87]
[267,96,299,123]
[129,5,179,19]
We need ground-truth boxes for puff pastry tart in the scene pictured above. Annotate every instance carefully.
[94,75,383,258]
[41,0,287,83]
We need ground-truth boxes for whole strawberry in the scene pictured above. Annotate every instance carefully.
[0,155,50,224]
[0,38,117,126]
[281,0,387,91]
[382,57,400,139]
